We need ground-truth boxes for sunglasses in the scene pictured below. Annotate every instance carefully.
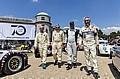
[56,27,60,28]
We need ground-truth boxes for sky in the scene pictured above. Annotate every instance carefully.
[0,0,120,34]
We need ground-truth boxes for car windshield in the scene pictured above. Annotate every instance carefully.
[99,42,108,44]
[0,40,33,50]
[117,47,120,50]
[0,52,3,58]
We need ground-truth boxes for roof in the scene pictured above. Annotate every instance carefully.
[63,26,81,30]
[0,16,34,24]
[99,40,108,43]
[36,12,49,16]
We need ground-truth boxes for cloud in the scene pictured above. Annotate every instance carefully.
[32,0,39,2]
[101,25,120,35]
[72,19,79,22]
[70,19,80,26]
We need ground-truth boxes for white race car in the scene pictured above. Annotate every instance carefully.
[0,50,28,75]
[111,46,120,72]
[97,40,114,55]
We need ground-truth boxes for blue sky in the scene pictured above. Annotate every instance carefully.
[0,0,120,34]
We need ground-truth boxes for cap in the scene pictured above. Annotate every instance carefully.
[55,24,60,28]
[83,17,91,21]
[69,21,75,26]
[40,26,44,29]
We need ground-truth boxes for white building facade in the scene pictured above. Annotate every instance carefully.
[0,12,53,48]
[0,12,52,41]
[35,12,52,41]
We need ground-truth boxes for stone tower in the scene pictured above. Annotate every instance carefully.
[35,12,52,41]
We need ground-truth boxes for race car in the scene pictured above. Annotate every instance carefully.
[109,40,120,59]
[97,40,114,55]
[111,46,120,72]
[0,50,28,75]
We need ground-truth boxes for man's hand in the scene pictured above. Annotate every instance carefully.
[64,43,67,48]
[76,43,79,48]
[48,42,51,46]
[61,43,65,48]
[33,46,36,50]
[48,43,52,50]
[96,44,99,49]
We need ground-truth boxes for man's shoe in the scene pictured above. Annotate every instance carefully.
[73,63,77,68]
[54,60,58,65]
[93,72,100,79]
[66,64,72,70]
[42,63,46,69]
[86,70,92,75]
[58,62,62,68]
[86,67,92,75]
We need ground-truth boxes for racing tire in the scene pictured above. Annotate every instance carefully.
[3,55,23,75]
[96,48,100,56]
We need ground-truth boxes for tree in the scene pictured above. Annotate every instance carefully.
[97,29,104,39]
[116,31,120,36]
[109,32,117,38]
[97,28,120,40]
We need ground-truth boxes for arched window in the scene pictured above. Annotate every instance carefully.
[41,17,45,20]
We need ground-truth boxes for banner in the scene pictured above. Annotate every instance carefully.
[0,23,35,40]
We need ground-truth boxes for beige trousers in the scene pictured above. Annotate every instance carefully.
[52,42,62,63]
[84,44,98,72]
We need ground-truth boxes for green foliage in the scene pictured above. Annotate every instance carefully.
[97,29,120,40]
[97,29,107,39]
[109,31,120,38]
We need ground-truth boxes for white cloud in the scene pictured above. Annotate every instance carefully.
[101,26,120,35]
[72,19,79,22]
[32,0,39,2]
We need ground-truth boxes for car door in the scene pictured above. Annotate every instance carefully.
[113,48,120,71]
[99,41,107,54]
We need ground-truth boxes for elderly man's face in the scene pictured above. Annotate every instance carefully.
[84,20,91,27]
[69,22,75,30]
[39,27,44,33]
[55,27,60,32]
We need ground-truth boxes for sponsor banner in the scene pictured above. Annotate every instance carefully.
[0,23,35,40]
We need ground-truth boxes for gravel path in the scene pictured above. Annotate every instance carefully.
[1,51,120,79]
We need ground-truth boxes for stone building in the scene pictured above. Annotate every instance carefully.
[35,12,52,41]
[0,12,53,49]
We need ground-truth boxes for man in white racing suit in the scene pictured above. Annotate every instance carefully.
[79,17,100,78]
[65,21,79,70]
[52,25,64,68]
[34,26,50,69]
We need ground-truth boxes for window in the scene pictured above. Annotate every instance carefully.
[49,18,50,22]
[42,24,45,26]
[41,17,45,20]
[99,42,108,44]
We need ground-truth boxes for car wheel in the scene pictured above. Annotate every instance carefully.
[109,51,113,59]
[3,56,23,74]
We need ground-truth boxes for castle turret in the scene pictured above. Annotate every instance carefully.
[35,12,52,41]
